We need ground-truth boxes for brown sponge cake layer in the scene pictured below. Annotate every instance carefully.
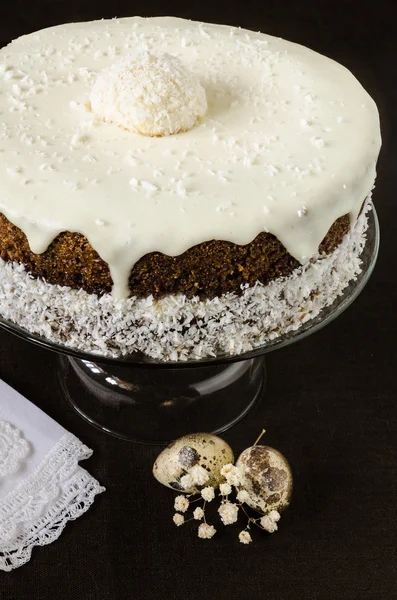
[0,212,350,299]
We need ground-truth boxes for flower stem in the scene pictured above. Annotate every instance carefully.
[188,496,203,504]
[239,503,266,530]
[253,428,266,446]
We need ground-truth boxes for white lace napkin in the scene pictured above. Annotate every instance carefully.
[0,378,105,571]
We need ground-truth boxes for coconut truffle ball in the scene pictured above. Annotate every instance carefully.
[90,51,207,136]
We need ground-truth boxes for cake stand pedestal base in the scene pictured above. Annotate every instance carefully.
[59,355,266,444]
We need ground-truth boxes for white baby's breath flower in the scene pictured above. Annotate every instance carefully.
[237,489,250,503]
[201,486,215,502]
[219,482,232,496]
[227,472,241,486]
[220,463,241,486]
[268,510,281,523]
[260,515,278,533]
[189,465,210,486]
[193,507,205,520]
[220,463,235,477]
[218,502,239,525]
[180,474,194,489]
[173,513,185,527]
[239,530,252,544]
[198,523,216,539]
[174,495,189,513]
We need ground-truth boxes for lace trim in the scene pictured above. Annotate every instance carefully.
[0,421,29,477]
[0,432,105,571]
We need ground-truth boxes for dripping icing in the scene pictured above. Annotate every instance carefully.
[0,16,381,298]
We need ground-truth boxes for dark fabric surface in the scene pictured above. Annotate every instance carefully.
[0,1,396,598]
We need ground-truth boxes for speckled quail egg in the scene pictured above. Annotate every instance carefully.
[236,445,292,514]
[153,433,234,493]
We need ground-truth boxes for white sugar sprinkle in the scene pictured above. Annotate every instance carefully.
[141,180,157,191]
[126,155,140,166]
[7,165,22,174]
[83,154,97,163]
[265,164,279,176]
[311,137,325,148]
[71,131,87,145]
[63,180,80,191]
[176,180,187,198]
[39,163,55,171]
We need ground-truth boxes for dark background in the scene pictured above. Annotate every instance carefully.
[0,1,396,599]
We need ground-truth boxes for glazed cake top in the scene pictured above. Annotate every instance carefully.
[0,16,381,298]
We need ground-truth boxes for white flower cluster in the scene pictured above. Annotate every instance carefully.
[180,474,194,489]
[172,464,218,535]
[260,510,281,533]
[236,489,250,503]
[220,464,241,486]
[219,483,232,496]
[172,462,283,542]
[201,486,215,502]
[168,432,287,544]
[239,530,252,545]
[173,513,184,527]
[190,465,210,486]
[180,465,210,490]
[174,495,189,513]
[198,523,216,539]
[218,502,239,525]
[193,507,204,521]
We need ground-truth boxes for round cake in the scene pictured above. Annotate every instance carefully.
[0,17,381,360]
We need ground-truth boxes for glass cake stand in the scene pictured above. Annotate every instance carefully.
[0,209,379,444]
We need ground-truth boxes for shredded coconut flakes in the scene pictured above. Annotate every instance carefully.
[0,200,371,362]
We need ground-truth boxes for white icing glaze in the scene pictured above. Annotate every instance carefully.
[0,17,381,298]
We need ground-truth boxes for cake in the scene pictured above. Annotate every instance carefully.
[0,17,381,360]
